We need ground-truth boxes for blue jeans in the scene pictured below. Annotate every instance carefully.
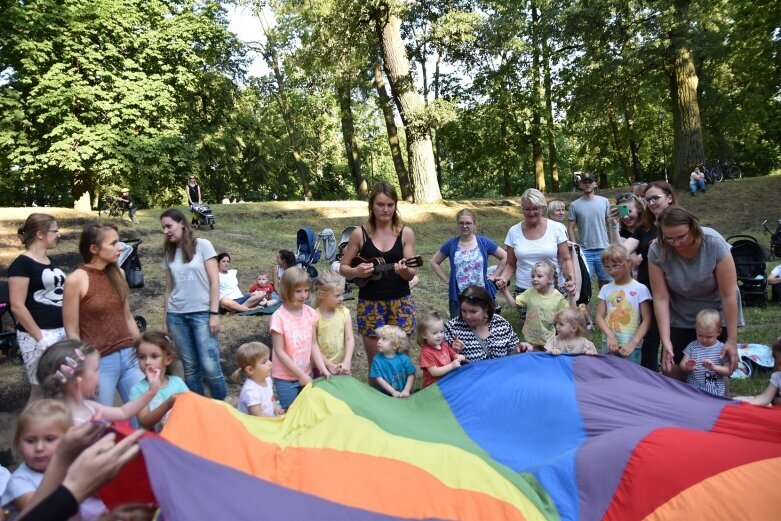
[167,312,227,399]
[583,248,611,283]
[690,179,706,193]
[274,378,303,410]
[96,347,144,406]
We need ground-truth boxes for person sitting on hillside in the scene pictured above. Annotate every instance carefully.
[217,253,266,313]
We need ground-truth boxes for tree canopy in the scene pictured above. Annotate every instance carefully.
[0,0,778,206]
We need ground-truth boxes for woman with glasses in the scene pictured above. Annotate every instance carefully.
[186,176,202,208]
[430,209,508,318]
[608,181,676,371]
[8,213,67,401]
[648,206,739,380]
[444,285,526,363]
[496,189,575,322]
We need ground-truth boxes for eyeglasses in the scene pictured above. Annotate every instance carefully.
[521,206,543,214]
[461,294,486,305]
[458,221,474,227]
[604,263,626,272]
[663,232,691,245]
[644,194,666,204]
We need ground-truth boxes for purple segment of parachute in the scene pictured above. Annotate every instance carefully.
[572,355,735,520]
[139,437,406,521]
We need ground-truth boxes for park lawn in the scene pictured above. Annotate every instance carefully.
[1,175,780,406]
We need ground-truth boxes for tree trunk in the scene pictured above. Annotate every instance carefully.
[372,55,411,199]
[623,101,642,182]
[530,1,546,192]
[374,4,441,203]
[666,0,705,188]
[433,50,443,189]
[501,120,512,195]
[609,112,633,184]
[542,32,559,192]
[336,79,368,199]
[264,39,312,199]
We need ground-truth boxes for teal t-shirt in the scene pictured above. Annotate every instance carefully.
[129,375,189,432]
[369,353,415,394]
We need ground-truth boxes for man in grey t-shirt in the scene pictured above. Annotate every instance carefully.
[567,172,612,287]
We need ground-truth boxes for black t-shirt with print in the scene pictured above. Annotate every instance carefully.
[7,255,65,331]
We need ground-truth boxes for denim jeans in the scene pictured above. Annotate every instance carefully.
[274,378,303,410]
[96,347,145,406]
[583,248,611,283]
[690,179,706,193]
[166,312,227,399]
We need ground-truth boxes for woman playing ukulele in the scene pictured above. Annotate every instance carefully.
[340,182,417,373]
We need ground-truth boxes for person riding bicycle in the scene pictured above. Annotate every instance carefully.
[114,188,139,224]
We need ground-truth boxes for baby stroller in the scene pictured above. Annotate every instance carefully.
[727,235,768,307]
[763,219,781,258]
[295,227,337,279]
[118,239,147,331]
[190,204,215,229]
[0,281,22,365]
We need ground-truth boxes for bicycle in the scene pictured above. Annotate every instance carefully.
[697,162,721,184]
[720,158,742,180]
[99,198,126,218]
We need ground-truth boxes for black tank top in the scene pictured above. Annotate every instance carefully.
[188,184,199,203]
[358,226,410,300]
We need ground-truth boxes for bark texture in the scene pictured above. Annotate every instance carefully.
[374,4,441,203]
[337,79,368,199]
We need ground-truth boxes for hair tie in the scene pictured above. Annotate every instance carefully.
[55,370,68,383]
[74,348,85,361]
[59,364,75,376]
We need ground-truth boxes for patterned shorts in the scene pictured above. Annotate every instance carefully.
[17,327,67,384]
[357,295,416,337]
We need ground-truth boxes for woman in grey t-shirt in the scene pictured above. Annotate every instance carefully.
[648,206,739,379]
[161,208,226,399]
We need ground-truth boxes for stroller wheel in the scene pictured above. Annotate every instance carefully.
[210,223,214,230]
[306,265,318,278]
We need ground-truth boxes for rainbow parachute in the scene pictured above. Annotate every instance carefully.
[105,354,781,520]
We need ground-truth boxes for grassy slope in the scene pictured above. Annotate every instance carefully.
[1,175,780,413]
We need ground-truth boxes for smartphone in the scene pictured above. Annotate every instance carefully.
[617,204,630,217]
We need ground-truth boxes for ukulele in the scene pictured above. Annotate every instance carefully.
[348,255,424,288]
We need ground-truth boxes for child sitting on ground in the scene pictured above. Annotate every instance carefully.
[544,308,597,355]
[314,270,354,375]
[679,309,731,396]
[234,342,281,417]
[418,312,465,387]
[370,325,416,398]
[130,331,189,432]
[595,244,652,364]
[500,261,569,350]
[735,336,781,406]
[270,267,330,410]
[36,339,161,425]
[248,271,279,307]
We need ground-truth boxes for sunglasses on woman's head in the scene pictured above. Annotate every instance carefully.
[616,193,637,203]
[462,294,485,304]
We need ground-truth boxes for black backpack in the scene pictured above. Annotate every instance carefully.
[570,243,591,306]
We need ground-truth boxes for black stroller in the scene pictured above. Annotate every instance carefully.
[295,227,337,278]
[118,239,147,331]
[0,281,21,365]
[727,235,768,307]
[191,204,215,229]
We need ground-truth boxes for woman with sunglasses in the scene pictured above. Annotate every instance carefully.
[496,189,576,323]
[430,209,507,318]
[8,213,67,401]
[186,176,202,208]
[608,181,676,371]
[648,206,739,380]
[444,285,527,363]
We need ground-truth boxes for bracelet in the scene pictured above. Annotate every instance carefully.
[609,223,619,229]
[209,311,219,315]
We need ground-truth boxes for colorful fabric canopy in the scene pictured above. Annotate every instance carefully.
[105,354,781,520]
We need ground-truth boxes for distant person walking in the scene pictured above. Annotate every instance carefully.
[8,213,67,401]
[186,176,202,208]
[567,172,612,287]
[115,189,139,224]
